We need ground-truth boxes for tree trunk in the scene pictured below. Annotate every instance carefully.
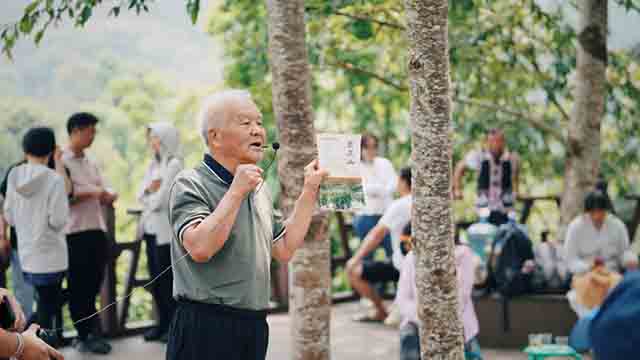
[559,0,607,242]
[404,1,465,359]
[265,1,331,360]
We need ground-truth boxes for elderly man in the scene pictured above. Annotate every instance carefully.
[167,90,327,360]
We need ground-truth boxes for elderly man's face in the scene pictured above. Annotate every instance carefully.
[214,98,266,164]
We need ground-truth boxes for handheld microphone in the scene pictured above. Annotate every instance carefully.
[263,142,280,151]
[257,142,280,193]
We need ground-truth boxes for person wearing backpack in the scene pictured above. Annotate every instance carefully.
[487,217,535,297]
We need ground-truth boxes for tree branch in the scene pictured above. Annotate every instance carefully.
[456,97,566,144]
[527,54,572,123]
[332,10,405,30]
[325,59,566,145]
[326,60,408,91]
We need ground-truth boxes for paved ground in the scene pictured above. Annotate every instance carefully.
[59,302,578,359]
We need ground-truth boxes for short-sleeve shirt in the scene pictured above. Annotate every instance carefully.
[62,149,107,234]
[169,154,286,311]
[379,195,412,270]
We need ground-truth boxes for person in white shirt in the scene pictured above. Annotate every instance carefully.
[346,167,411,322]
[565,190,638,275]
[565,190,638,317]
[137,122,183,342]
[353,134,397,260]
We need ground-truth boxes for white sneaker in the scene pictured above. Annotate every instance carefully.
[359,298,374,310]
[384,305,401,327]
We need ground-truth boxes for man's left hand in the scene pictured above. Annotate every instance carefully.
[303,159,329,196]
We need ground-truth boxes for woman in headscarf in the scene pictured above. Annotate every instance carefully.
[138,122,183,342]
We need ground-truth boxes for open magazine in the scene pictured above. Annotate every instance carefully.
[317,134,366,212]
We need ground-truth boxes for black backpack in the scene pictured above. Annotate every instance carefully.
[487,222,534,297]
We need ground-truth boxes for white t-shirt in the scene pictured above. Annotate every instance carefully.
[564,214,635,274]
[379,194,412,270]
[359,157,397,215]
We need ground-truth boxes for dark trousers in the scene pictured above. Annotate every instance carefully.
[488,211,509,227]
[34,281,63,345]
[167,300,269,360]
[144,234,176,331]
[67,230,108,339]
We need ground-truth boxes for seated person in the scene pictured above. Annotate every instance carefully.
[395,224,482,360]
[346,167,412,322]
[565,190,637,275]
[565,190,638,316]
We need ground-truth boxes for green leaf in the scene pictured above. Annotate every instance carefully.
[25,0,41,15]
[34,29,45,44]
[110,6,121,17]
[19,15,35,34]
[79,6,93,25]
[348,19,373,40]
[187,0,201,24]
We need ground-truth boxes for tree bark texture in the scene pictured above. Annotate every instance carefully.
[265,1,331,359]
[404,1,465,359]
[559,0,607,241]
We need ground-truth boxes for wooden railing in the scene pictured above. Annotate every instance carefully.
[96,193,640,336]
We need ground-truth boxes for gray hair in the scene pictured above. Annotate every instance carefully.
[197,89,252,146]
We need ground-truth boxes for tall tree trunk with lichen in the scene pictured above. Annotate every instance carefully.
[404,0,465,359]
[265,1,331,359]
[559,0,607,242]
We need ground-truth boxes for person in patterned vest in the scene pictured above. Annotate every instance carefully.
[454,128,520,226]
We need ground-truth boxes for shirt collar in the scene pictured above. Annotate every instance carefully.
[202,153,234,186]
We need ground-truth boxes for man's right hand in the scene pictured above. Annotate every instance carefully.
[230,164,263,196]
[21,324,64,360]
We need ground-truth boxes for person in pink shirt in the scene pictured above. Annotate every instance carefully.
[396,224,482,359]
[62,113,117,355]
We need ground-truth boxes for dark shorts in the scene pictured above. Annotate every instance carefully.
[167,299,269,360]
[488,211,509,227]
[361,261,400,283]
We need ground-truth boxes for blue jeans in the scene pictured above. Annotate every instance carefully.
[400,322,420,360]
[465,337,483,359]
[353,215,392,261]
[400,323,483,360]
[10,249,35,320]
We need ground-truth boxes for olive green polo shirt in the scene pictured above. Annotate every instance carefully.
[169,154,286,310]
